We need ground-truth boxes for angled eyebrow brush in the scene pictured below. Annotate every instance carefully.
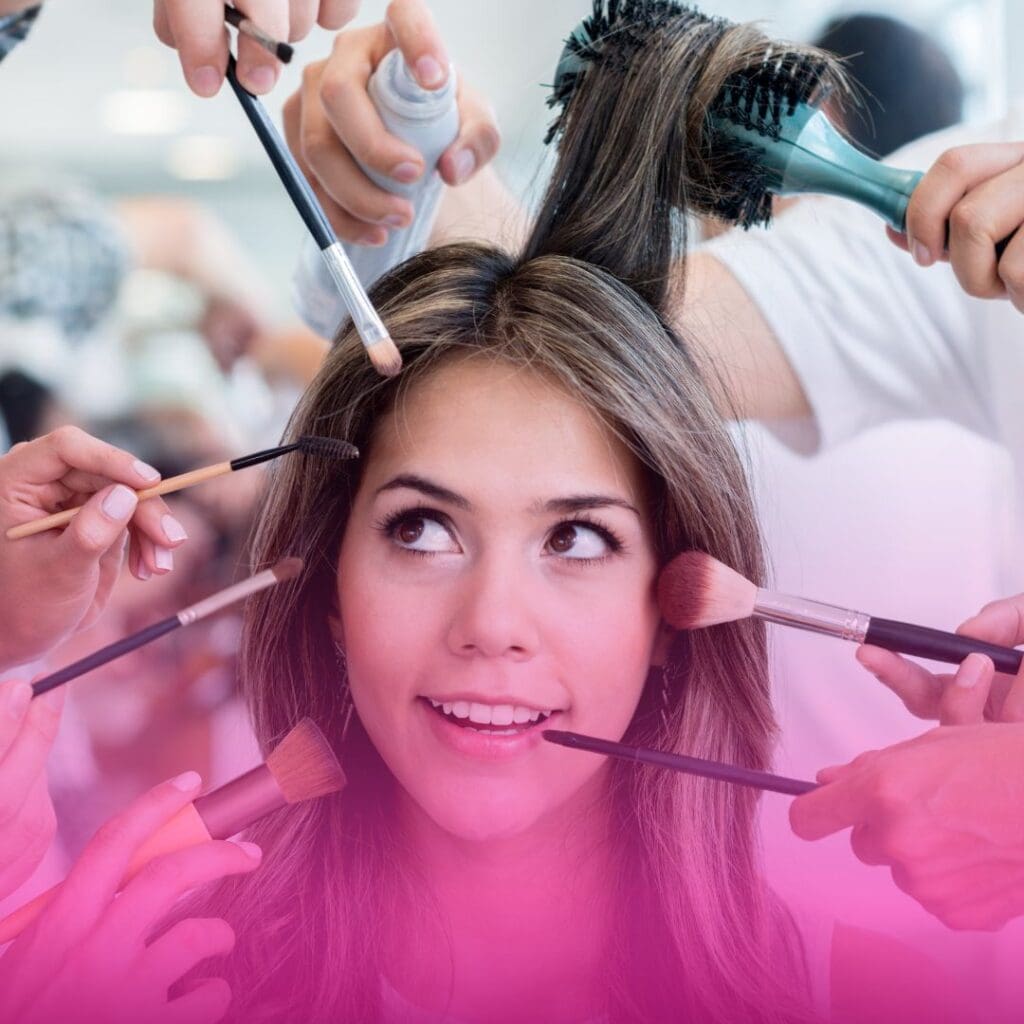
[30,557,303,697]
[224,55,401,377]
[543,730,816,796]
[7,435,356,540]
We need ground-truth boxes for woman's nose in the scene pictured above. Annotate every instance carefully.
[444,555,541,661]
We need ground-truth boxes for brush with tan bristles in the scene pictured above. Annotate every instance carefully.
[30,557,304,697]
[657,550,1024,674]
[0,718,345,945]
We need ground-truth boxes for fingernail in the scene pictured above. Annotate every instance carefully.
[956,654,988,688]
[154,546,174,572]
[102,485,138,520]
[190,65,221,97]
[452,148,476,185]
[5,681,30,718]
[171,770,202,792]
[391,161,421,184]
[913,241,934,267]
[415,55,445,88]
[382,213,407,228]
[232,840,263,861]
[161,515,188,544]
[137,561,152,581]
[241,64,276,94]
[133,460,160,482]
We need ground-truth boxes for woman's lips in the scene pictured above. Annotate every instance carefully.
[418,696,563,761]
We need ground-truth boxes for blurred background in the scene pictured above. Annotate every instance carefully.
[2,0,1023,1016]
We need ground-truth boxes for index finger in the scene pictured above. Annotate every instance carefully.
[789,774,875,841]
[2,427,160,491]
[161,0,230,97]
[905,143,1024,265]
[957,594,1024,650]
[385,0,449,90]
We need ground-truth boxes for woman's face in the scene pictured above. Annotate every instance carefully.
[335,358,664,841]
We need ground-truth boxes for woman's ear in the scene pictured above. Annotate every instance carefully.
[650,622,675,668]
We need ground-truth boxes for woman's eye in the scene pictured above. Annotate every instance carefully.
[390,513,457,554]
[546,522,613,560]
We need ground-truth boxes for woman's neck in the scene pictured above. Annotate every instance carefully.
[384,772,619,1023]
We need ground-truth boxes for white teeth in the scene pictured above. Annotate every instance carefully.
[468,702,492,724]
[490,705,514,726]
[429,698,441,708]
[512,706,532,724]
[452,701,471,719]
[442,702,453,715]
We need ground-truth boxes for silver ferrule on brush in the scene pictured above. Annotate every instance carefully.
[752,590,870,642]
[320,243,390,349]
[177,568,280,626]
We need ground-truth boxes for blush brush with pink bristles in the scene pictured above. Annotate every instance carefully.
[657,551,1023,674]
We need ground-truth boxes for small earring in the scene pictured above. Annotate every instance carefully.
[333,641,356,745]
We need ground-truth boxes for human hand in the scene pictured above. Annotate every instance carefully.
[0,679,63,900]
[0,772,262,1024]
[0,1,39,16]
[887,142,1024,312]
[858,592,1024,724]
[153,0,359,96]
[790,722,1024,931]
[0,427,189,671]
[282,0,500,244]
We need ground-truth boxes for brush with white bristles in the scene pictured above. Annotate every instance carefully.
[657,551,1024,674]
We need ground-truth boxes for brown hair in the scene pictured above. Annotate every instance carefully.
[175,5,837,1021]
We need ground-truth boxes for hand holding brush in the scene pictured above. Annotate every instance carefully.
[657,550,1024,675]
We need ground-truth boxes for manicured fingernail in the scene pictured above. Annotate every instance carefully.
[391,161,421,184]
[137,560,152,581]
[415,55,445,88]
[161,515,188,544]
[956,654,988,688]
[5,681,30,717]
[190,65,221,97]
[241,64,276,93]
[154,546,174,572]
[382,213,407,228]
[232,840,263,861]
[171,770,202,792]
[103,485,138,520]
[133,460,160,482]
[913,241,934,267]
[452,148,476,185]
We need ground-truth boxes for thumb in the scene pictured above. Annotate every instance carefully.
[53,485,138,577]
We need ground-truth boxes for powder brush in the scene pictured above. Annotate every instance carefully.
[657,550,1024,675]
[543,729,815,796]
[30,557,303,697]
[0,718,345,945]
[224,2,293,63]
[7,435,357,540]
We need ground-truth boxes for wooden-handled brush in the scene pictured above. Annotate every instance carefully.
[30,557,303,698]
[7,435,357,540]
[0,718,345,945]
[657,551,1024,675]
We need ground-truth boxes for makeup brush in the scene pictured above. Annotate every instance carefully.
[543,729,816,796]
[0,718,345,945]
[224,56,402,378]
[657,551,1024,675]
[30,557,303,697]
[224,3,293,63]
[6,435,357,540]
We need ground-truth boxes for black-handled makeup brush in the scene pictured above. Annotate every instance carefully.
[657,550,1024,675]
[543,730,816,796]
[224,55,401,377]
[31,557,304,697]
[224,3,293,62]
[7,435,356,540]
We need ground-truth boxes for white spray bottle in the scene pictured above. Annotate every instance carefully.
[292,50,459,340]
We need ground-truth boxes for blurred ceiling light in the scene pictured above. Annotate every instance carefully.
[101,89,189,135]
[167,135,240,181]
[122,46,172,89]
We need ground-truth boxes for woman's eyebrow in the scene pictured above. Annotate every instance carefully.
[374,474,471,509]
[537,495,641,517]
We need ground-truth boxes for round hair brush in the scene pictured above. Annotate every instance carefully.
[657,550,1024,675]
[549,1,923,232]
[0,718,346,944]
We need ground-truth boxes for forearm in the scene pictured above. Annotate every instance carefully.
[428,166,529,253]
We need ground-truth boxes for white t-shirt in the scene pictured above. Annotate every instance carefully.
[702,105,1024,482]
